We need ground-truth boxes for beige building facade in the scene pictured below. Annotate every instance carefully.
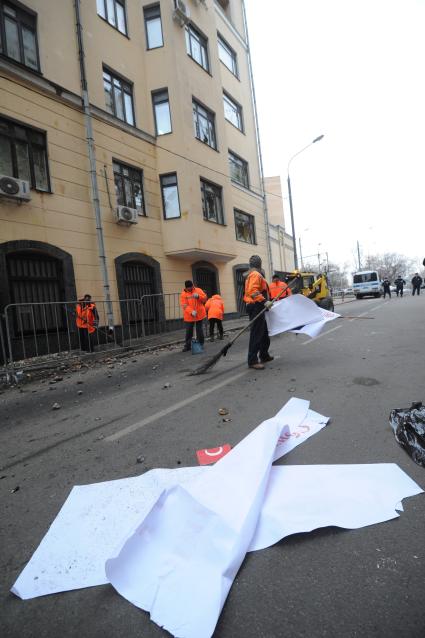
[264,175,295,273]
[0,0,272,345]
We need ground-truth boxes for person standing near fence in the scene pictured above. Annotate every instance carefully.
[205,294,224,341]
[76,295,98,352]
[180,280,207,352]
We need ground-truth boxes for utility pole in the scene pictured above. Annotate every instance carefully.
[299,237,303,269]
[357,241,361,270]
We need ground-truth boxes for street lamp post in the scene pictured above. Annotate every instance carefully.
[287,135,324,270]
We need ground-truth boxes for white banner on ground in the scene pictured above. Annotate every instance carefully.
[265,294,340,338]
[11,398,423,638]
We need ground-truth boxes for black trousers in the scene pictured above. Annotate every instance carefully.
[383,288,391,298]
[184,321,204,349]
[78,327,94,352]
[396,287,403,297]
[209,318,223,338]
[247,302,270,365]
[412,286,421,296]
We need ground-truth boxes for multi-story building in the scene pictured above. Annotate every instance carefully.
[265,175,294,273]
[0,0,272,350]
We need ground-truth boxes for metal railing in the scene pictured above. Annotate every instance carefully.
[0,294,185,369]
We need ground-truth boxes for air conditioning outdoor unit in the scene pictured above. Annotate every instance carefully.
[173,0,190,26]
[0,175,31,201]
[116,205,138,225]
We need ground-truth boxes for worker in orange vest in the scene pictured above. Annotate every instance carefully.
[205,294,225,341]
[76,294,99,352]
[269,274,292,300]
[243,255,273,370]
[180,280,207,352]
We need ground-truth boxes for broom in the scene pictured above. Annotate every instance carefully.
[189,277,298,376]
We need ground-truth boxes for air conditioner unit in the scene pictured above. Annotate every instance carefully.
[116,205,138,225]
[173,0,190,26]
[0,175,31,201]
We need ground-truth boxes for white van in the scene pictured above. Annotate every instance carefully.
[352,270,382,299]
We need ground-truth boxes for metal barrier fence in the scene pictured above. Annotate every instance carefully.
[1,293,184,368]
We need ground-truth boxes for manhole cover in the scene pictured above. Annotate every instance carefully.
[353,377,380,386]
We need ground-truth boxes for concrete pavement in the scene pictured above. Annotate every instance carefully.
[1,294,424,638]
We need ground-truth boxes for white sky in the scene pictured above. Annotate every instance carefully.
[245,0,425,271]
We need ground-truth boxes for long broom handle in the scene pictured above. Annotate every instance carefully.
[224,276,298,350]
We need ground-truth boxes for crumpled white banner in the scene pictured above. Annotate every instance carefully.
[266,294,340,338]
[11,398,423,638]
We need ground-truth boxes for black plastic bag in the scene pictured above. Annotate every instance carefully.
[389,402,425,467]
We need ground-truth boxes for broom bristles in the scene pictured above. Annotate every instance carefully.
[189,342,233,375]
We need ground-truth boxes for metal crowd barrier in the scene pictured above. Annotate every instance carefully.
[0,294,184,368]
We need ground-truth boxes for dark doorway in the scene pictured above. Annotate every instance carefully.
[122,261,156,322]
[233,264,249,315]
[7,251,66,334]
[192,262,219,299]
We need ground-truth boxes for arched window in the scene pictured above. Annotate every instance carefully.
[115,253,163,325]
[233,263,249,315]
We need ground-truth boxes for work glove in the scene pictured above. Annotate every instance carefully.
[191,310,198,317]
[192,293,199,299]
[264,300,273,311]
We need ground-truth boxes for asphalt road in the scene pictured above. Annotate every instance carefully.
[1,295,425,638]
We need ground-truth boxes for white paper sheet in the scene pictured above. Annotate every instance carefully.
[11,398,423,638]
[265,294,340,338]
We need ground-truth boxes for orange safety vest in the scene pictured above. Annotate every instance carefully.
[205,295,224,320]
[243,270,269,304]
[76,303,97,334]
[269,281,292,300]
[180,287,207,322]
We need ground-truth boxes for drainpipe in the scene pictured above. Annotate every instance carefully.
[241,0,273,279]
[74,0,114,327]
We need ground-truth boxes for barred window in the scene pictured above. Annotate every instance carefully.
[228,151,249,188]
[0,116,50,191]
[201,178,224,225]
[103,68,135,125]
[0,1,39,70]
[113,160,145,214]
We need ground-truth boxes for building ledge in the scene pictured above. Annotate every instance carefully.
[165,248,237,263]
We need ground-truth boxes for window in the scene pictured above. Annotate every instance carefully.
[103,68,135,125]
[185,24,209,72]
[223,92,243,131]
[0,116,49,190]
[160,173,180,219]
[217,33,238,76]
[144,4,163,49]
[96,0,127,35]
[0,2,39,70]
[228,151,249,188]
[200,179,224,225]
[152,89,172,135]
[193,100,217,149]
[113,160,145,214]
[234,209,256,244]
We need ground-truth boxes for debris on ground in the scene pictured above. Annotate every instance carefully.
[218,408,229,416]
[389,402,425,467]
[52,403,61,410]
[77,391,83,395]
[136,456,145,464]
[163,383,171,389]
[222,418,232,423]
[11,486,20,493]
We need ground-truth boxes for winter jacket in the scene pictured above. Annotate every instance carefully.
[205,295,224,320]
[243,270,269,304]
[269,280,292,300]
[411,275,423,288]
[180,287,207,322]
